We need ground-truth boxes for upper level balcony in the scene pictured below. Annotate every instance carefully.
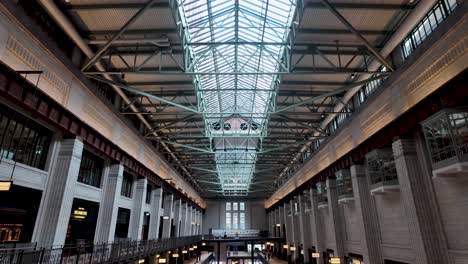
[336,170,354,204]
[316,182,328,209]
[366,149,399,195]
[422,107,468,177]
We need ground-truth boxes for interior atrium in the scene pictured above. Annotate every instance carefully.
[0,0,466,263]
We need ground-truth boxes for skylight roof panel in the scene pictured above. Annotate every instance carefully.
[176,0,297,194]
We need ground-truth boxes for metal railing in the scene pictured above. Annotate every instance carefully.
[0,236,202,264]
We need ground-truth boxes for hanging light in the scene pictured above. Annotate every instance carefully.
[0,181,12,191]
[202,242,206,246]
[193,246,198,249]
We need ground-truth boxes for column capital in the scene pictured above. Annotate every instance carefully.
[350,164,366,178]
[59,137,83,158]
[392,138,418,159]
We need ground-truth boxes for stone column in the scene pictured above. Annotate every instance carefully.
[350,165,383,264]
[173,199,182,237]
[185,206,192,236]
[162,192,174,238]
[95,163,124,243]
[392,139,449,264]
[179,202,187,237]
[326,178,345,261]
[129,178,147,240]
[298,194,312,264]
[309,188,325,264]
[190,207,195,235]
[194,210,200,235]
[148,187,163,240]
[199,209,203,235]
[292,199,301,262]
[282,203,293,260]
[34,138,83,247]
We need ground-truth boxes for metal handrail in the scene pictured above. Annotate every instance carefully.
[0,236,203,264]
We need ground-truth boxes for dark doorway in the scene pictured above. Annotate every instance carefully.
[115,208,131,239]
[142,212,150,240]
[170,219,175,237]
[158,216,164,239]
[65,198,99,245]
[0,185,41,243]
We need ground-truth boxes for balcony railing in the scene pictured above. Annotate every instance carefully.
[366,149,399,194]
[316,183,328,209]
[0,236,202,264]
[422,107,468,175]
[336,170,354,204]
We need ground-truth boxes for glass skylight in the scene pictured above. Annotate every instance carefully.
[175,0,298,194]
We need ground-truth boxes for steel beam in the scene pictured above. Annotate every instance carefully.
[68,2,413,11]
[275,75,387,113]
[81,0,159,71]
[320,0,394,71]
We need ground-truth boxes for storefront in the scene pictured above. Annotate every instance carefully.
[347,253,364,264]
[0,185,41,243]
[65,198,99,245]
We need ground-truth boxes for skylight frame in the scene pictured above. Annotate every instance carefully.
[173,0,299,194]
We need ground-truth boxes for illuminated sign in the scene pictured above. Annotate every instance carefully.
[172,254,179,258]
[0,181,12,191]
[158,259,166,263]
[182,250,188,254]
[72,207,88,220]
[312,253,320,258]
[283,245,288,249]
[193,246,198,249]
[330,257,341,264]
[290,246,296,251]
[352,260,363,264]
[163,216,170,220]
[138,259,145,264]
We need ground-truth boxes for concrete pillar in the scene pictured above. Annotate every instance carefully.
[185,206,192,236]
[190,207,195,235]
[129,178,148,240]
[393,139,449,264]
[180,203,187,237]
[326,178,345,261]
[34,138,83,247]
[95,163,124,243]
[162,192,174,238]
[298,194,312,264]
[173,199,182,237]
[309,188,325,263]
[194,210,200,235]
[148,187,163,240]
[199,209,203,235]
[282,203,293,259]
[350,165,383,264]
[292,199,301,262]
